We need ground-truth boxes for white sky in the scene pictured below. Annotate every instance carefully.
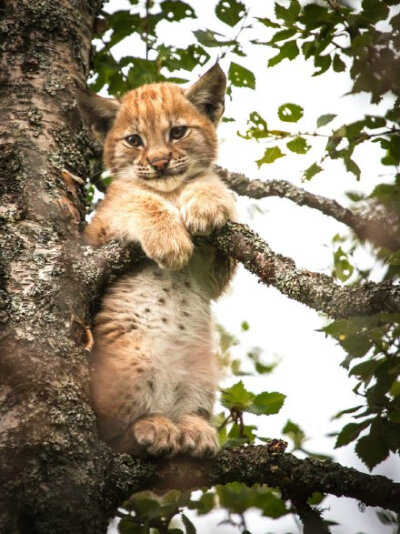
[102,1,399,533]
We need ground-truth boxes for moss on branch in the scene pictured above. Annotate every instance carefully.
[80,222,400,320]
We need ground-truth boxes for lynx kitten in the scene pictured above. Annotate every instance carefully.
[79,64,236,457]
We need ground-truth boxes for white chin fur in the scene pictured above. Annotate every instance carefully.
[115,165,188,192]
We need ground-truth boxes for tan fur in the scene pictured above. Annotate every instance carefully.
[81,65,236,457]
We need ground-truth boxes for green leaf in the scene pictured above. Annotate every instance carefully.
[317,114,337,128]
[355,433,390,470]
[193,29,236,48]
[333,246,354,282]
[221,381,254,409]
[119,520,149,534]
[256,491,288,518]
[350,359,383,380]
[268,40,299,67]
[238,111,269,140]
[256,17,280,29]
[268,28,297,44]
[181,513,196,534]
[256,147,285,167]
[313,54,331,76]
[286,136,309,154]
[335,421,371,448]
[215,0,246,27]
[303,162,322,181]
[282,420,305,449]
[361,0,389,23]
[228,62,255,89]
[278,103,303,123]
[241,321,249,331]
[341,333,372,358]
[160,1,195,21]
[333,54,346,72]
[344,157,361,180]
[275,1,300,23]
[247,391,286,415]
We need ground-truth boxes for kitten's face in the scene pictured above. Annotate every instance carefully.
[78,64,226,193]
[104,83,218,193]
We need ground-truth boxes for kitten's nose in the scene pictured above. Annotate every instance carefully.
[148,155,171,171]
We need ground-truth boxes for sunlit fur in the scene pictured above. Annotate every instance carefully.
[82,65,237,457]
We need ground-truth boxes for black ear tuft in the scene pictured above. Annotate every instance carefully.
[185,64,226,125]
[77,89,120,141]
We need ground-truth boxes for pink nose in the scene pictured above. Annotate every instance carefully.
[149,156,170,171]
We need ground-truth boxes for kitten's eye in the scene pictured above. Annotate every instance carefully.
[125,134,143,147]
[170,126,188,141]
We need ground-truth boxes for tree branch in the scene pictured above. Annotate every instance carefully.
[290,498,331,534]
[79,222,400,320]
[109,445,400,515]
[216,166,400,251]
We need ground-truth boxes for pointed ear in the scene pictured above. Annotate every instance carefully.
[185,64,226,125]
[77,89,120,141]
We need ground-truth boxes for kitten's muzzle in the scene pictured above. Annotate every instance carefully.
[148,154,172,173]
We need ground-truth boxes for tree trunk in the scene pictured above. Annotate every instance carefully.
[0,1,115,532]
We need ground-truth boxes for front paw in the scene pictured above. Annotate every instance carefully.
[180,199,231,236]
[141,224,194,270]
[133,415,181,457]
[178,415,220,457]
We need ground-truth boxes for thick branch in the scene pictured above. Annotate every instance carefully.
[79,222,400,319]
[110,445,400,514]
[216,167,400,251]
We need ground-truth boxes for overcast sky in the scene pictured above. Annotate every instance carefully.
[102,2,399,533]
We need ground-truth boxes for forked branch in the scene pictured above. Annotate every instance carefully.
[216,167,400,251]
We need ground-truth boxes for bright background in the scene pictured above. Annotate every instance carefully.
[102,1,399,532]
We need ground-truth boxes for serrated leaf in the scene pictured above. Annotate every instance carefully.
[247,391,286,415]
[303,162,322,181]
[268,28,297,45]
[268,40,299,67]
[335,421,370,448]
[221,381,254,409]
[317,114,336,128]
[278,103,303,123]
[215,0,246,27]
[286,136,309,154]
[256,147,285,167]
[228,62,255,89]
[256,17,280,29]
[355,434,390,470]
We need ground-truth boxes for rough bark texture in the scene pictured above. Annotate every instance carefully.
[0,1,117,532]
[109,445,400,514]
[216,167,400,251]
[81,224,400,320]
[1,1,399,533]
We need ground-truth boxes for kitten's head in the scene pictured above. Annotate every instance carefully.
[78,64,226,193]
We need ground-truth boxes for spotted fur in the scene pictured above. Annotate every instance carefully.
[79,64,236,457]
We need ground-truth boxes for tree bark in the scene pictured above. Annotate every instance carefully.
[1,2,399,533]
[0,1,117,532]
